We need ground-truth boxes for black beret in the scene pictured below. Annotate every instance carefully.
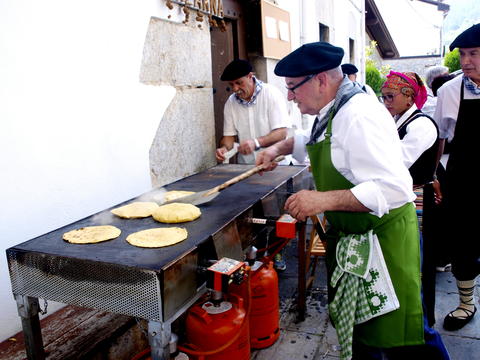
[341,63,358,75]
[274,42,344,77]
[220,59,253,81]
[449,23,480,51]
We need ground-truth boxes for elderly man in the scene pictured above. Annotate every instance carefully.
[257,42,449,359]
[422,65,450,118]
[434,23,480,331]
[215,59,291,165]
[215,59,291,271]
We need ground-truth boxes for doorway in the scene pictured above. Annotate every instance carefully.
[210,0,247,147]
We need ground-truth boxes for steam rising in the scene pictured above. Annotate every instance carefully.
[91,187,168,225]
[92,211,116,225]
[137,187,167,203]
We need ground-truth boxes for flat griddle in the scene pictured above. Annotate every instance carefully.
[8,164,306,271]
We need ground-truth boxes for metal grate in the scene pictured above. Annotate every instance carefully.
[7,251,163,321]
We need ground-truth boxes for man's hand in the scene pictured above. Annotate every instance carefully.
[432,179,443,205]
[215,146,228,162]
[238,139,255,155]
[284,190,324,221]
[285,189,370,221]
[256,146,281,173]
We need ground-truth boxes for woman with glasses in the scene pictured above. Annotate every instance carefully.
[381,71,441,329]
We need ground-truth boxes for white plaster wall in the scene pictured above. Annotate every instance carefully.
[267,0,367,133]
[332,0,366,81]
[0,0,368,343]
[0,0,177,342]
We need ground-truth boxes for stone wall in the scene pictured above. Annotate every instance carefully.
[141,17,216,187]
[367,35,444,81]
[383,56,443,81]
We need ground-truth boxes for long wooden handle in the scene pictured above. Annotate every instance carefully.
[205,156,285,196]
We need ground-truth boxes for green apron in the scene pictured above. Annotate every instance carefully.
[307,113,424,348]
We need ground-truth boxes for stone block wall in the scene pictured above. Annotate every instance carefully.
[140,17,216,187]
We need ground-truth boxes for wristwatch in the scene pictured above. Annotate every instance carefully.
[254,138,261,151]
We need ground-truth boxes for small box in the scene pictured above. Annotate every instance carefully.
[276,214,297,239]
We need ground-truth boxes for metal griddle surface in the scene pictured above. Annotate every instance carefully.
[9,165,306,271]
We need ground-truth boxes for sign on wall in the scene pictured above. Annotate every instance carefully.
[167,0,225,18]
[261,0,291,60]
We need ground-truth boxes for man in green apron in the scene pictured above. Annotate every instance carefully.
[256,42,449,359]
[434,24,480,331]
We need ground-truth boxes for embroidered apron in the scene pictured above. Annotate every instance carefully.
[444,81,480,280]
[307,112,424,348]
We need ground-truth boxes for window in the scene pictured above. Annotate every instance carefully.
[319,23,329,42]
[349,38,355,63]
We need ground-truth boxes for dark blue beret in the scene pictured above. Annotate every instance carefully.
[221,59,253,81]
[274,42,344,77]
[449,23,480,51]
[341,63,358,75]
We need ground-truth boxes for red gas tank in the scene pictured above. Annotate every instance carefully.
[184,293,250,360]
[249,260,280,348]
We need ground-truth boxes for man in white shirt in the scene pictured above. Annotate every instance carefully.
[215,59,291,165]
[434,23,480,332]
[215,59,291,271]
[257,42,449,359]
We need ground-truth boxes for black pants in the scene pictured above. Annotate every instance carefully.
[421,166,450,326]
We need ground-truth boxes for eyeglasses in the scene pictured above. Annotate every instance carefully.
[286,74,315,94]
[378,93,401,103]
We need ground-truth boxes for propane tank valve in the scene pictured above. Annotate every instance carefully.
[246,246,258,266]
[206,257,246,294]
[210,289,223,306]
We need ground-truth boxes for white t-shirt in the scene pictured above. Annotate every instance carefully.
[292,92,415,217]
[223,83,291,164]
[395,105,437,169]
[434,74,480,141]
[363,83,377,97]
[421,94,437,118]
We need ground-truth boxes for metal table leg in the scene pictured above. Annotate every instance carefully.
[297,221,307,321]
[148,320,171,360]
[15,294,45,360]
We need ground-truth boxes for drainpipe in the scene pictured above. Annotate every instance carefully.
[360,0,366,83]
[300,0,305,45]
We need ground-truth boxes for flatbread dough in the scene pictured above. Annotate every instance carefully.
[126,227,188,248]
[63,225,121,244]
[111,202,159,219]
[153,203,201,223]
[164,190,195,202]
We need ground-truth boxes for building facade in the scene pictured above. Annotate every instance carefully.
[0,0,366,342]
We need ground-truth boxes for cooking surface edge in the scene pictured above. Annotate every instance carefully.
[7,165,307,271]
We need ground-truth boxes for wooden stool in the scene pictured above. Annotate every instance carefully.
[306,215,327,290]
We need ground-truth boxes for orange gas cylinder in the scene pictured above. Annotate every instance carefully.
[249,260,280,348]
[183,293,250,360]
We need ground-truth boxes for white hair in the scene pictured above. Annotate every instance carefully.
[325,66,344,81]
[425,65,449,89]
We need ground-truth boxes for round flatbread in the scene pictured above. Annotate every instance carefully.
[164,190,195,202]
[126,227,188,248]
[63,225,121,244]
[111,202,159,219]
[152,203,201,223]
